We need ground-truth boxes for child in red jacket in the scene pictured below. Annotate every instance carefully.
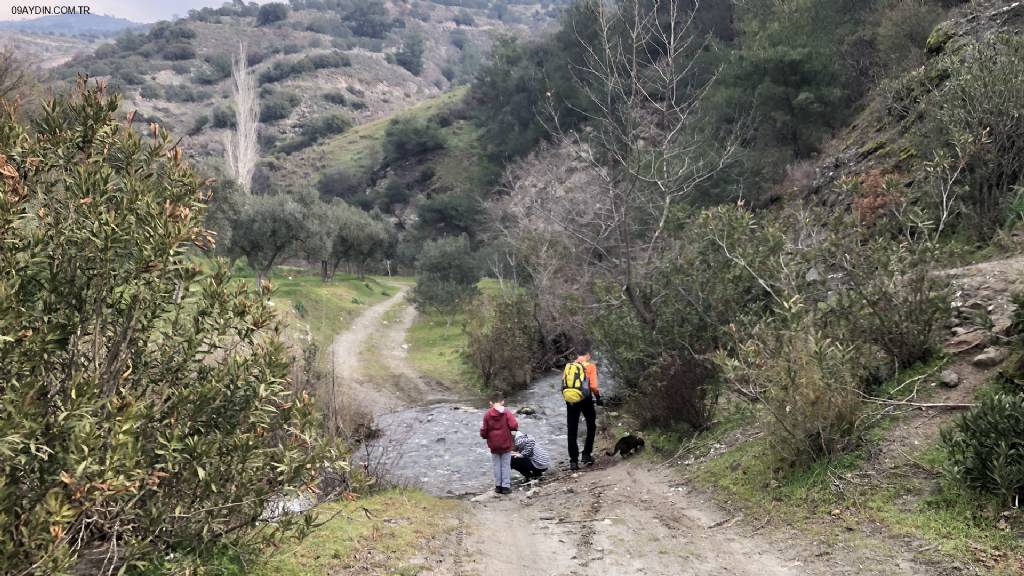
[480,391,518,495]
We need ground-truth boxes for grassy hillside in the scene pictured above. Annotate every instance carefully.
[49,0,561,179]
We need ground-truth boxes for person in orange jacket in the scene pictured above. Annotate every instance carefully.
[564,344,602,470]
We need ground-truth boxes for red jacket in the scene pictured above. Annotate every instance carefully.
[479,407,518,454]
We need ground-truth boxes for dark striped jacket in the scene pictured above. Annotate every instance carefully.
[513,432,550,470]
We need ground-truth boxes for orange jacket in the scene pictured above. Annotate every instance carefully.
[578,358,599,395]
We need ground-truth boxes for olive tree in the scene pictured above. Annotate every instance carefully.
[410,235,480,333]
[0,83,336,575]
[228,193,307,284]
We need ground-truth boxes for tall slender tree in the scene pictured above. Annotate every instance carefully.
[224,44,260,194]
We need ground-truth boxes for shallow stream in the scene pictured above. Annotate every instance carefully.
[364,372,606,496]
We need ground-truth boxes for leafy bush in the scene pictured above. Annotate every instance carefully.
[588,206,785,431]
[301,112,351,141]
[193,52,233,84]
[163,84,210,102]
[307,51,351,69]
[188,113,209,135]
[162,42,196,61]
[465,292,540,394]
[944,392,1024,505]
[317,167,366,200]
[258,52,351,84]
[930,35,1024,238]
[720,314,869,465]
[257,2,289,25]
[827,238,950,369]
[260,89,301,123]
[411,235,480,327]
[383,116,445,160]
[453,10,476,26]
[416,192,481,238]
[277,113,352,154]
[395,34,425,75]
[346,1,395,39]
[323,90,347,105]
[0,84,335,575]
[139,82,162,99]
[211,104,236,128]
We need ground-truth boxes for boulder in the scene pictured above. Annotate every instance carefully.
[972,347,1008,368]
[938,370,960,388]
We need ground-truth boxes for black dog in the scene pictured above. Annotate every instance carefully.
[606,433,645,457]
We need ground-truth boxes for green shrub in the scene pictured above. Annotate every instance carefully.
[305,112,351,138]
[193,52,233,85]
[464,291,541,393]
[395,34,425,75]
[188,113,209,135]
[930,35,1024,238]
[346,0,394,39]
[0,84,336,575]
[210,104,236,128]
[323,90,347,105]
[256,2,289,25]
[827,238,950,369]
[162,42,196,61]
[260,90,301,123]
[258,52,350,84]
[383,116,445,160]
[307,51,351,69]
[411,235,480,330]
[139,82,163,99]
[719,314,869,465]
[317,167,366,200]
[943,392,1024,505]
[162,84,210,102]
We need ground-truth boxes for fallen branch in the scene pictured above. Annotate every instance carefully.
[861,397,975,409]
[554,516,620,524]
[706,513,743,530]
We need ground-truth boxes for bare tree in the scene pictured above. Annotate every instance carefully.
[223,44,259,194]
[0,45,29,104]
[534,0,739,326]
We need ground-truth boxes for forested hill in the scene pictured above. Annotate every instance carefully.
[46,0,562,196]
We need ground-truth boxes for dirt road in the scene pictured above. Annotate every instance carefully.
[330,285,454,415]
[418,461,929,576]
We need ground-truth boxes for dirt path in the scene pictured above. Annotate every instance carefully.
[330,285,455,416]
[418,461,928,576]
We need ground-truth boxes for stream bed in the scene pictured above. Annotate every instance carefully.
[364,372,608,496]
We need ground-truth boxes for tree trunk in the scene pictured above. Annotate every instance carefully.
[320,260,329,283]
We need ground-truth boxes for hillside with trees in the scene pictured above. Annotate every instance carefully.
[7,0,1024,573]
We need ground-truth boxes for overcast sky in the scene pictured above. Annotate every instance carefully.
[0,1,266,23]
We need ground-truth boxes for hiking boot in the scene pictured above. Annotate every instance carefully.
[581,455,595,466]
[500,486,512,495]
[494,486,502,494]
[569,461,579,471]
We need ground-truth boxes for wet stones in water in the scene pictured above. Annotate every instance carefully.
[516,406,537,416]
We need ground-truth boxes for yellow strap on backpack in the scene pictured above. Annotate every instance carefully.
[562,361,587,404]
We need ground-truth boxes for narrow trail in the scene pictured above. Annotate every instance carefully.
[330,285,454,416]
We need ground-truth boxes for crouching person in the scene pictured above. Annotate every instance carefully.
[511,430,550,480]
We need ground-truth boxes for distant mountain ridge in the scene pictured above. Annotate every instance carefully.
[0,14,144,37]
